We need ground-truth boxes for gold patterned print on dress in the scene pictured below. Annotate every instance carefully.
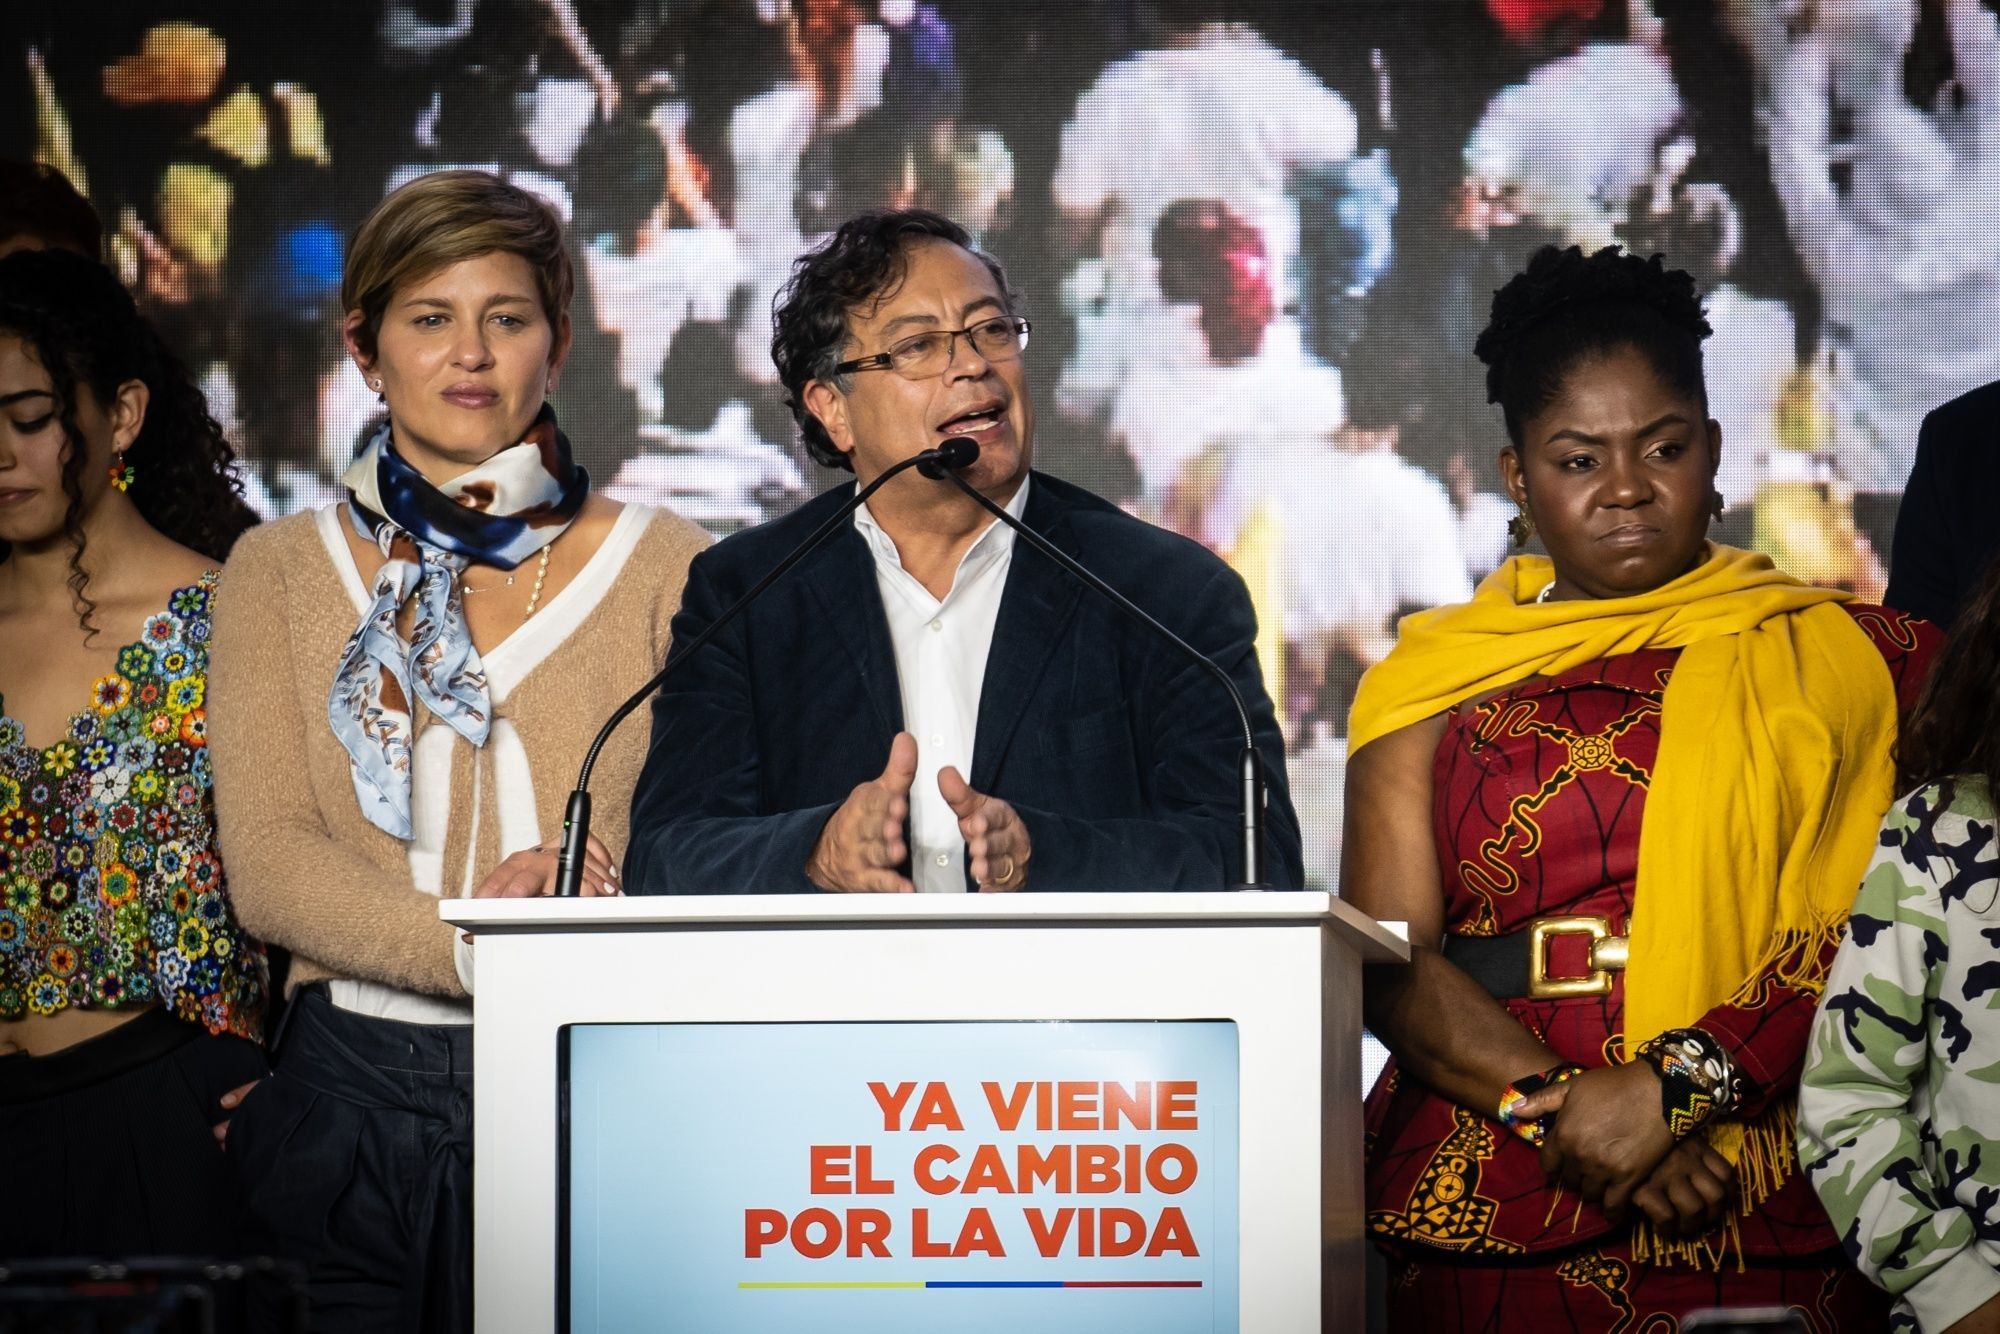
[1368,1107,1525,1254]
[1555,1248,1639,1332]
[1456,697,1658,928]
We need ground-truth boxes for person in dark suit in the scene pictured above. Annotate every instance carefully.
[625,209,1301,894]
[1886,380,2000,630]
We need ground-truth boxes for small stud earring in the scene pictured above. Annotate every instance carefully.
[1710,491,1725,520]
[108,456,135,492]
[369,376,383,392]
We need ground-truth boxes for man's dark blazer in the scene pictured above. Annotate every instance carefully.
[1886,380,2000,629]
[625,471,1303,894]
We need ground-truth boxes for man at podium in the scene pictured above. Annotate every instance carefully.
[625,209,1300,895]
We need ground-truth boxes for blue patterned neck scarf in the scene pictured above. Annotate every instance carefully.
[327,404,588,839]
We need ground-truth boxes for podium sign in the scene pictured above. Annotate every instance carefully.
[441,892,1407,1333]
[565,1020,1240,1332]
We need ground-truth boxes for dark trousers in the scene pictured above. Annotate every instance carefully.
[229,985,472,1334]
[0,1007,268,1259]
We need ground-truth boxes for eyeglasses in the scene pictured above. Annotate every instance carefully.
[833,316,1031,381]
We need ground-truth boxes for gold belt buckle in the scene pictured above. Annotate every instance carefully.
[1528,915,1628,998]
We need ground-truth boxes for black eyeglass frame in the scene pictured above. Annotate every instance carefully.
[831,316,1032,379]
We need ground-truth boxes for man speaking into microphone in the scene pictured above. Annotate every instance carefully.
[625,210,1300,894]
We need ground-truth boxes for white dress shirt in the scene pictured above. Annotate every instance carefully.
[852,477,1030,893]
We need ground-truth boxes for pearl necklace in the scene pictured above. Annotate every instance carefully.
[523,543,552,618]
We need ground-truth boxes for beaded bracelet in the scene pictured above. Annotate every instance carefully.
[1496,1062,1585,1146]
[1633,1028,1741,1139]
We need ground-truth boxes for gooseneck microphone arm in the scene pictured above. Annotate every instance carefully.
[929,440,1269,891]
[552,445,961,898]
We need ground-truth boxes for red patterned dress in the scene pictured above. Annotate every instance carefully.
[1362,605,1936,1330]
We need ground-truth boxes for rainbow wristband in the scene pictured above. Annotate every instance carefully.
[1496,1063,1585,1146]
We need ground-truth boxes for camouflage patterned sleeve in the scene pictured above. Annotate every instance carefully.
[1797,783,2000,1334]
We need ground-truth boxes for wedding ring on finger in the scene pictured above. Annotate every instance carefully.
[990,853,1019,889]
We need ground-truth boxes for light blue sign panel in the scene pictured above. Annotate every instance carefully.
[563,1020,1240,1333]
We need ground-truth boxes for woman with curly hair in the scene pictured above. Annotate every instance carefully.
[1345,243,1938,1328]
[0,246,267,1257]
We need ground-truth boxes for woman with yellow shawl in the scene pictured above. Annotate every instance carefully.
[1348,244,1937,1329]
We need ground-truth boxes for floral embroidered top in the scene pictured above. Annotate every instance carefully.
[0,572,266,1039]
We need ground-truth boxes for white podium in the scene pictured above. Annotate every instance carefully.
[440,891,1406,1334]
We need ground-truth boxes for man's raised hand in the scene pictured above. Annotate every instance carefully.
[807,732,919,893]
[938,765,1031,891]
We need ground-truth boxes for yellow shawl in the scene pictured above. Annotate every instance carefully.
[1350,544,1900,1260]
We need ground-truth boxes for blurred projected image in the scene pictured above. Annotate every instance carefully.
[9,0,1996,887]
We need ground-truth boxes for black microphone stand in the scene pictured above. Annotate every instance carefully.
[552,446,956,897]
[929,446,1269,890]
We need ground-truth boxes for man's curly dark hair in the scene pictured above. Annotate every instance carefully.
[771,209,1018,471]
[1474,243,1713,446]
[0,249,258,635]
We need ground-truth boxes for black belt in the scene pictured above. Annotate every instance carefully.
[1441,915,1628,1000]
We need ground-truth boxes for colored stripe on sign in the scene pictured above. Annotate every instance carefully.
[738,1282,925,1290]
[739,1280,1203,1290]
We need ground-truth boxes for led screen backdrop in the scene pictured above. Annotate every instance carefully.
[7,0,1993,891]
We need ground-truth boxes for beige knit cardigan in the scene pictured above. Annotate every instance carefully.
[207,506,709,997]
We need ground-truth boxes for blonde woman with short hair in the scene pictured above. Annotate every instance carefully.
[207,170,707,1333]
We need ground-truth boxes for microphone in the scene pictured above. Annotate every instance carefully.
[926,437,1271,890]
[917,435,978,479]
[553,443,958,897]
